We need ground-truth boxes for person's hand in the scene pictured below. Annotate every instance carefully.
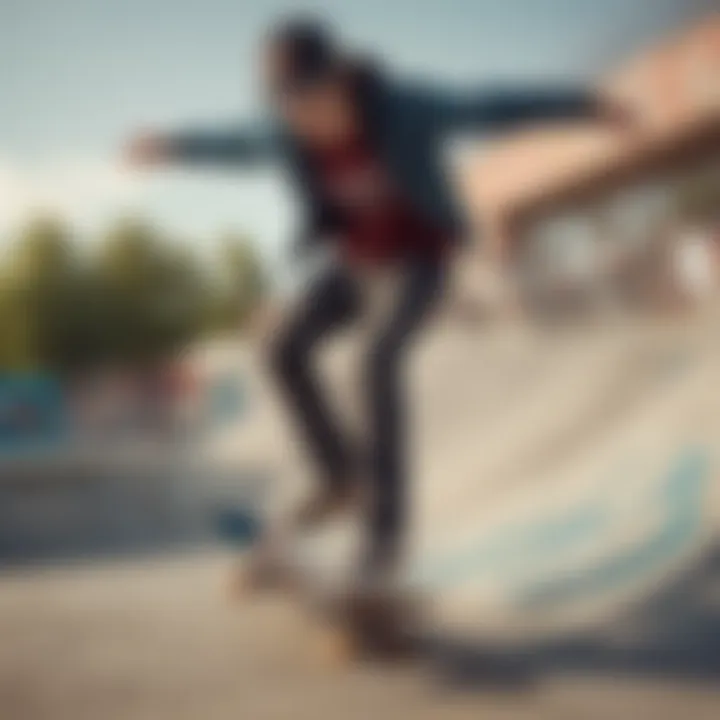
[124,131,174,168]
[595,92,645,137]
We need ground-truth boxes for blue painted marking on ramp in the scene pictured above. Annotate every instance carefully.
[415,446,712,606]
[517,447,709,608]
[417,502,606,587]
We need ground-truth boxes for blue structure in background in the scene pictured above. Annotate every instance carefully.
[214,506,264,548]
[0,375,67,452]
[206,373,247,431]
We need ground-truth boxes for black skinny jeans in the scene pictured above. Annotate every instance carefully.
[268,259,444,564]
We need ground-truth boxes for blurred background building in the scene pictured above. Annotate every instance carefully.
[461,17,720,316]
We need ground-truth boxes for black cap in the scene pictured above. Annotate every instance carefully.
[270,17,341,91]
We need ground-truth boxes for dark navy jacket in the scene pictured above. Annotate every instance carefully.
[170,67,598,250]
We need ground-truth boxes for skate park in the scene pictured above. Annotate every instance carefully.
[3,306,720,719]
[2,9,720,720]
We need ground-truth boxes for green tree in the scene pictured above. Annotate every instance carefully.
[1,216,89,373]
[94,219,207,365]
[208,233,267,332]
[0,275,34,371]
[0,216,267,374]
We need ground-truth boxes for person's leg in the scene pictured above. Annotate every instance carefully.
[363,260,445,581]
[268,264,362,520]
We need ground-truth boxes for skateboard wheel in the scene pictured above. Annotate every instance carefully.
[315,627,358,666]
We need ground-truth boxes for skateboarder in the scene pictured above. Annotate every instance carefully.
[126,16,637,587]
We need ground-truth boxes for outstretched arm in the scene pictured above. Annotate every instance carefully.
[420,83,635,133]
[124,122,279,168]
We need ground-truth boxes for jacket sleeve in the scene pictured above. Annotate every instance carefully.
[417,83,600,132]
[166,122,280,166]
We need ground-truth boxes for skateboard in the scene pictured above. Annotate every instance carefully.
[228,532,428,663]
[302,585,427,664]
[219,499,431,663]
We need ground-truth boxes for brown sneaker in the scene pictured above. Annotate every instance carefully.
[358,540,403,593]
[291,481,364,531]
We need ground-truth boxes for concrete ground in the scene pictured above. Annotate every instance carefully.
[0,552,719,720]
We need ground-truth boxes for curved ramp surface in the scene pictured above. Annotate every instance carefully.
[3,313,720,719]
[225,313,720,640]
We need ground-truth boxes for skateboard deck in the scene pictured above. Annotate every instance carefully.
[303,586,428,664]
[229,538,429,663]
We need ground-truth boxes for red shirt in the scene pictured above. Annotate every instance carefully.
[311,134,448,266]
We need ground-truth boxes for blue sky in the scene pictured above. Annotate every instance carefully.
[1,0,716,263]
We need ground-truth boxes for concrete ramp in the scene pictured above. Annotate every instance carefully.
[415,348,720,640]
[3,313,720,719]
[213,311,720,641]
